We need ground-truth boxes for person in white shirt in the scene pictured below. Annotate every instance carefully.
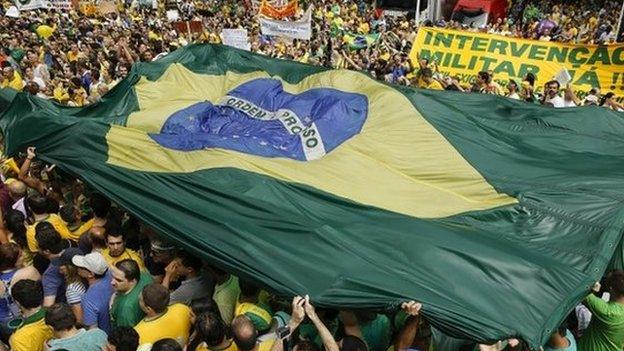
[541,80,565,108]
[7,181,27,218]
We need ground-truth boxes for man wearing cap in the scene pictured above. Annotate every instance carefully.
[72,252,114,334]
[146,239,177,285]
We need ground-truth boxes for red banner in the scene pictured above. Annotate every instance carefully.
[259,0,298,19]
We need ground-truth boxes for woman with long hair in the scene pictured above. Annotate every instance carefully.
[599,92,624,111]
[59,262,87,323]
[0,209,34,268]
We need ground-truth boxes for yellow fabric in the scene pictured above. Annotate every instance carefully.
[102,248,146,270]
[258,340,274,351]
[1,72,23,91]
[358,22,370,34]
[54,85,70,101]
[26,214,75,252]
[106,65,516,219]
[71,218,94,239]
[410,27,624,100]
[72,87,87,106]
[418,79,444,90]
[9,317,53,351]
[234,301,272,324]
[135,303,192,347]
[1,158,20,175]
[67,51,80,62]
[196,340,238,351]
[35,25,55,39]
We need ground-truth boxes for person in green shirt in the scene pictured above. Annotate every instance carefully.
[579,271,624,351]
[206,266,240,325]
[110,259,153,328]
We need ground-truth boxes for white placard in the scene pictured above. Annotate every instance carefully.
[554,68,572,86]
[221,28,251,51]
[166,9,179,21]
[5,6,20,17]
[14,0,49,10]
[259,8,312,40]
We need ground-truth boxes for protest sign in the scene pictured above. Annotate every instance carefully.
[554,67,572,86]
[166,9,179,21]
[259,0,297,19]
[5,6,20,17]
[173,21,203,35]
[221,29,251,50]
[410,27,624,98]
[14,0,49,10]
[98,0,117,14]
[49,0,72,10]
[259,8,311,40]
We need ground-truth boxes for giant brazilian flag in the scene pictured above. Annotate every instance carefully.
[1,44,624,348]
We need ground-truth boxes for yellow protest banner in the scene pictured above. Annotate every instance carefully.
[410,27,624,100]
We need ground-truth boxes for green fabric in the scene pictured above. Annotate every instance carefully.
[110,272,153,328]
[431,327,476,351]
[9,48,24,63]
[213,275,240,325]
[578,295,624,351]
[1,44,623,348]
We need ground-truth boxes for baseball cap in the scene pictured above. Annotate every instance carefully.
[72,252,109,275]
[57,247,84,266]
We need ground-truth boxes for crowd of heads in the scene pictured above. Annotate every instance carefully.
[1,0,623,110]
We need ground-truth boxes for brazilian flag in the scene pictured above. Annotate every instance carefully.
[1,44,623,348]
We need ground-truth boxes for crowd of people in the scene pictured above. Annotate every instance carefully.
[0,0,623,110]
[0,144,619,351]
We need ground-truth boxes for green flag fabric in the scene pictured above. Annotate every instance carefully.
[1,44,623,348]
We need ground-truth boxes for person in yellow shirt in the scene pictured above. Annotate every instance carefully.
[1,67,24,91]
[135,283,192,350]
[191,312,238,351]
[231,315,274,351]
[235,280,272,333]
[9,279,54,351]
[102,229,146,270]
[416,68,444,91]
[26,194,76,253]
[66,43,81,63]
[35,22,56,40]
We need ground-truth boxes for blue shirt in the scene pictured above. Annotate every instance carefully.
[48,328,108,351]
[42,261,66,303]
[544,330,577,351]
[81,270,114,334]
[0,269,18,322]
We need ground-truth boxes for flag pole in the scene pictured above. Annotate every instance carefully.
[415,0,421,24]
[617,0,624,41]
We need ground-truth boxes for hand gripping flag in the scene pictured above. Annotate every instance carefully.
[1,44,624,348]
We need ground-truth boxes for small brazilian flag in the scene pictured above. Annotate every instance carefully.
[1,44,623,348]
